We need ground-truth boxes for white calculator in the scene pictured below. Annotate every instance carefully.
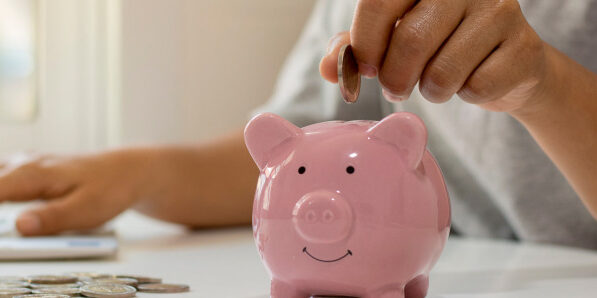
[0,203,118,260]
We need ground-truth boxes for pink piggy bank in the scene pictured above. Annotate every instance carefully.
[244,112,450,298]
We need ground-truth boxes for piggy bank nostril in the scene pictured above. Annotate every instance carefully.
[322,209,335,223]
[305,210,317,223]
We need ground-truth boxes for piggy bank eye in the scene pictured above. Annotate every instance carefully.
[298,166,306,174]
[346,166,355,174]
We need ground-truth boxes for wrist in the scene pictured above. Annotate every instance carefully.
[509,43,568,122]
[102,147,167,201]
[128,145,206,202]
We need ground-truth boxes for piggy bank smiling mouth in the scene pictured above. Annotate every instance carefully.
[302,247,353,263]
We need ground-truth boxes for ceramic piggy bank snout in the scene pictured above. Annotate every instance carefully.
[293,190,353,244]
[244,112,451,298]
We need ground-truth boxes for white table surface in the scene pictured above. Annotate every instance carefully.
[2,210,597,298]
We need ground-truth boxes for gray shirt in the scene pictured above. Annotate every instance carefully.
[254,0,597,249]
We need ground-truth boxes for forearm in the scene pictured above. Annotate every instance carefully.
[133,129,258,227]
[511,44,597,218]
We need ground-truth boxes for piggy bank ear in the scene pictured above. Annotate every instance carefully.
[244,113,303,170]
[367,112,427,169]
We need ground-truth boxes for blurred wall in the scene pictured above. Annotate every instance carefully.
[120,0,317,144]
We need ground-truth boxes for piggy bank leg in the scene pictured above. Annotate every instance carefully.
[270,279,304,298]
[364,286,405,298]
[404,275,429,298]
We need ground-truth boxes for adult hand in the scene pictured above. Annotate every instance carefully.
[320,0,550,114]
[0,150,152,236]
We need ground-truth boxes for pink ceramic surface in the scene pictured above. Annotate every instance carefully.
[244,112,450,298]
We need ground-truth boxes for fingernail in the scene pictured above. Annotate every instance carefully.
[358,63,377,78]
[326,34,344,55]
[16,213,41,235]
[382,88,407,102]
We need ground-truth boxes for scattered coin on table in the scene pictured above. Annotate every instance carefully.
[0,273,190,297]
[27,276,78,285]
[66,273,112,281]
[0,288,30,298]
[32,287,81,296]
[115,275,161,284]
[85,278,138,287]
[137,283,190,293]
[0,281,29,288]
[80,284,137,298]
[0,277,25,282]
[14,295,70,298]
[29,283,81,289]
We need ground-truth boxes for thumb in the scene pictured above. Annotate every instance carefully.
[319,31,351,83]
[16,191,104,236]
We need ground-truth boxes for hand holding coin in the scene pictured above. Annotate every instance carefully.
[319,33,365,104]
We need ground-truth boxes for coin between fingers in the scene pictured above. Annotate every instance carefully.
[338,44,361,104]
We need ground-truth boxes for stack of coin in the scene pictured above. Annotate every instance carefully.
[0,273,190,297]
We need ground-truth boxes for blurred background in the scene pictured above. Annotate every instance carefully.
[0,0,317,155]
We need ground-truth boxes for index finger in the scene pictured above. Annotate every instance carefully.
[320,31,351,83]
[351,0,417,75]
[0,163,66,203]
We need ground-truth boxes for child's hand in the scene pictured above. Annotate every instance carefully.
[0,150,152,236]
[320,0,550,114]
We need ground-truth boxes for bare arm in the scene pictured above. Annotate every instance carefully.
[133,130,257,227]
[510,45,597,218]
[0,129,258,235]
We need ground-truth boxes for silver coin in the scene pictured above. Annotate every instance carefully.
[0,287,31,298]
[27,275,78,285]
[0,276,25,282]
[137,283,189,293]
[32,288,80,296]
[0,281,29,288]
[29,282,81,289]
[80,284,136,298]
[65,272,112,280]
[32,287,81,296]
[115,274,161,284]
[85,278,138,287]
[13,295,70,298]
[337,44,361,104]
